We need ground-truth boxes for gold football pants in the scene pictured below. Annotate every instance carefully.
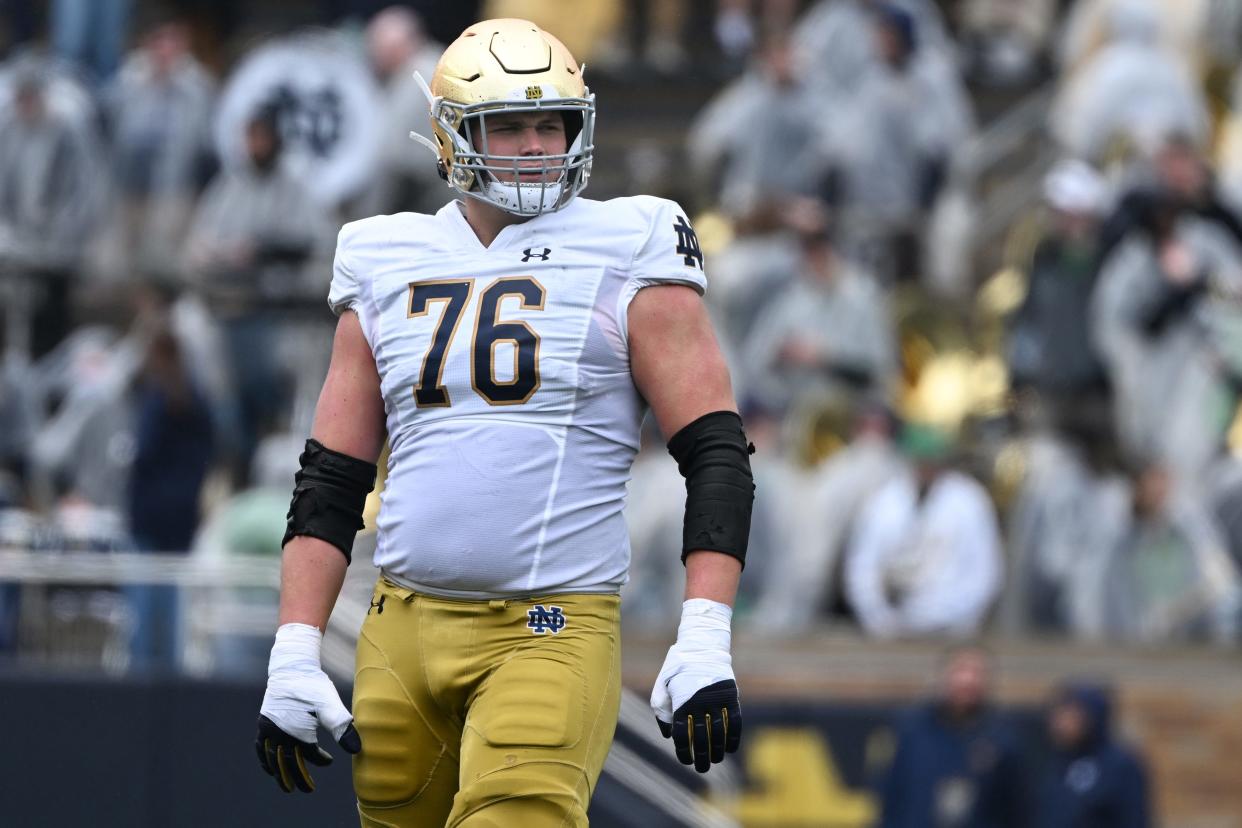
[352,578,621,827]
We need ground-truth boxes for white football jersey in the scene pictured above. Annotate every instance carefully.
[328,196,707,598]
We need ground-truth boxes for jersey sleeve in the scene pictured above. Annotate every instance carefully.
[327,222,363,317]
[627,197,708,297]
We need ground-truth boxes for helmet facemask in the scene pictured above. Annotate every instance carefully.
[425,87,595,216]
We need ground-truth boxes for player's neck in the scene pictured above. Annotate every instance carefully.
[463,198,531,248]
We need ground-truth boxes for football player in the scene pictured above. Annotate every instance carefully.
[254,18,755,826]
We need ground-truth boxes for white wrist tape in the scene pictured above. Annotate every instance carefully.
[268,622,323,675]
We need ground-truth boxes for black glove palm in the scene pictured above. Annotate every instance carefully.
[656,679,742,773]
[255,714,361,793]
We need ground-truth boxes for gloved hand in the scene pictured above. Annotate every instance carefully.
[650,598,742,772]
[255,622,361,793]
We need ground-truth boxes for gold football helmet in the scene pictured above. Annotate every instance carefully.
[412,18,595,215]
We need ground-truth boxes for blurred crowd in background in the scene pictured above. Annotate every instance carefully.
[0,0,1239,695]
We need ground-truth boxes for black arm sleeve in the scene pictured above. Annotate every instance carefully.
[281,438,377,563]
[666,411,756,568]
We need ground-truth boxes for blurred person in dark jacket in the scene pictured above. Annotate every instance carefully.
[1008,159,1111,432]
[128,322,214,553]
[1036,683,1151,828]
[50,0,131,82]
[125,319,215,673]
[1100,134,1242,263]
[880,644,1027,828]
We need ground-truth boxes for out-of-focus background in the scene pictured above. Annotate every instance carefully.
[0,0,1239,825]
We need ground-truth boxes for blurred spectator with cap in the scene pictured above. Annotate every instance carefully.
[845,423,1003,638]
[97,17,216,281]
[1007,158,1111,433]
[880,644,1028,828]
[1036,682,1151,828]
[359,5,448,216]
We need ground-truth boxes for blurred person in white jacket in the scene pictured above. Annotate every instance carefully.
[845,424,1003,638]
[1100,462,1240,643]
[816,3,974,282]
[1004,428,1131,637]
[0,68,103,356]
[792,0,951,97]
[687,35,822,217]
[750,401,904,633]
[1091,201,1242,486]
[744,223,897,416]
[1052,0,1209,164]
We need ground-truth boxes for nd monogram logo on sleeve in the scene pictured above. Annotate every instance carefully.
[527,604,567,634]
[673,215,703,269]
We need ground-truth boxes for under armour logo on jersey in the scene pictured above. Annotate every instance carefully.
[673,215,703,269]
[522,247,552,262]
[527,604,567,634]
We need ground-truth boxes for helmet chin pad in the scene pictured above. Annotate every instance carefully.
[479,179,566,215]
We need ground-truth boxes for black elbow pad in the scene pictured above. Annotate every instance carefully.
[666,411,756,568]
[282,439,377,563]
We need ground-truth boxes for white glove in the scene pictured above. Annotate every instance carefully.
[256,623,360,793]
[650,599,742,772]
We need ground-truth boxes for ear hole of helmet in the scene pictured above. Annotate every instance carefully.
[561,110,583,148]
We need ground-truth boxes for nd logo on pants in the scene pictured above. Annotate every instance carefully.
[352,579,621,827]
